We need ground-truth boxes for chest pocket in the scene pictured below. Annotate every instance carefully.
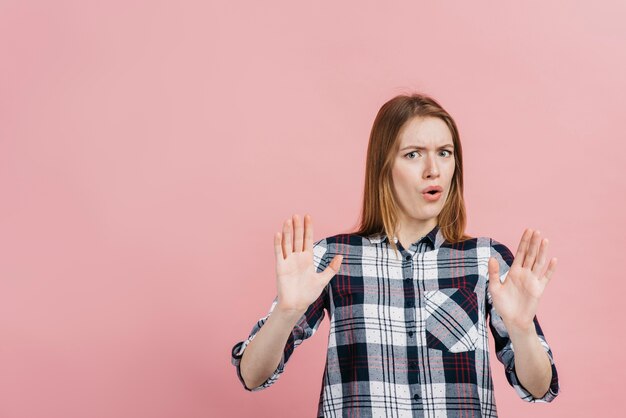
[423,287,479,352]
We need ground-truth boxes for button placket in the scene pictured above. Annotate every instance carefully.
[412,250,426,405]
[401,248,421,403]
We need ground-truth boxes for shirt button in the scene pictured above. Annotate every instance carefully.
[405,255,411,261]
[408,331,414,337]
[413,394,421,400]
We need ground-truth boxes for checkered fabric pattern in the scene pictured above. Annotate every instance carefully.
[231,225,560,417]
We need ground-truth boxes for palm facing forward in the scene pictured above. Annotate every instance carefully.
[274,214,343,314]
[488,229,558,332]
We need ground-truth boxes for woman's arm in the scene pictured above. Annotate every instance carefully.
[506,321,553,398]
[239,305,306,389]
[233,214,342,390]
[487,232,560,402]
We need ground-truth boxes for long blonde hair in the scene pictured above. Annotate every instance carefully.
[350,92,473,258]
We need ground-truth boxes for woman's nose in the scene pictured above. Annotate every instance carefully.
[424,155,439,177]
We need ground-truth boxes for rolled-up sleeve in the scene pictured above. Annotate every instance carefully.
[486,238,560,402]
[231,238,330,391]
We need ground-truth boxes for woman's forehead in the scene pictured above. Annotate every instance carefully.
[397,117,453,148]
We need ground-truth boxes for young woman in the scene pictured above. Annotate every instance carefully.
[231,93,560,417]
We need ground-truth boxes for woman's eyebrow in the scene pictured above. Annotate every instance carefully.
[400,144,454,151]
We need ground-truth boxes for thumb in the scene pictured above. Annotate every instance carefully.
[319,254,343,285]
[488,257,502,294]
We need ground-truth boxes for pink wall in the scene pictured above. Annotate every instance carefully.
[1,1,624,417]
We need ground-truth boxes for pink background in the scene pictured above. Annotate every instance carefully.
[1,1,624,417]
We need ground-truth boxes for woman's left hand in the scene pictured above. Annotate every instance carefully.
[488,229,557,332]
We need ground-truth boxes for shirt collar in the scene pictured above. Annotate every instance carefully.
[368,224,444,250]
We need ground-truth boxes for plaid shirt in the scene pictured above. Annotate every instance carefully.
[231,225,560,417]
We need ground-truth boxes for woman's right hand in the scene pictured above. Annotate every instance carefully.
[274,214,343,314]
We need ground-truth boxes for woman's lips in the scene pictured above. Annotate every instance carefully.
[422,191,442,202]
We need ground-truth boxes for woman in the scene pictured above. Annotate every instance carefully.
[231,93,560,417]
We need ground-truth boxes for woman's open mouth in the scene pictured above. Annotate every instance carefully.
[422,190,442,201]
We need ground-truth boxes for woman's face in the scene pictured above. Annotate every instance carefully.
[391,116,456,229]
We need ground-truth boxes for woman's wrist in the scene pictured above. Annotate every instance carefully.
[275,303,307,322]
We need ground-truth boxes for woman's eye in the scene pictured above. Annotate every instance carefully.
[405,150,452,159]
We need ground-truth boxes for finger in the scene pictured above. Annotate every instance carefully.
[274,231,284,262]
[532,237,549,277]
[513,228,533,269]
[292,214,303,253]
[487,257,502,294]
[319,254,343,285]
[282,218,293,258]
[539,257,557,287]
[523,229,541,269]
[303,214,314,252]
[487,257,504,300]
